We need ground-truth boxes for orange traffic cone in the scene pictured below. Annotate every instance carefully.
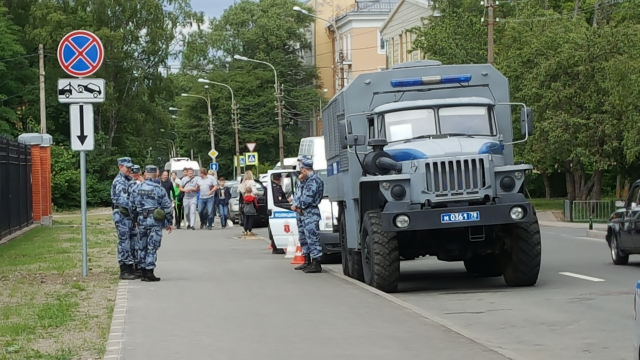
[291,245,305,265]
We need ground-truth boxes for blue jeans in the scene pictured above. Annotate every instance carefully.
[218,204,229,227]
[198,197,215,227]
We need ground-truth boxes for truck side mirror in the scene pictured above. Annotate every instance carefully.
[520,107,534,136]
[347,134,367,147]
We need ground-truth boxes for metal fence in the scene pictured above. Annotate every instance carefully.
[565,200,615,222]
[0,137,32,241]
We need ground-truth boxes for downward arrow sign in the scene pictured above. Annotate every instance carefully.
[77,104,87,145]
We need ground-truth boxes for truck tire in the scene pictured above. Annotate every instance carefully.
[464,254,502,277]
[348,250,364,282]
[361,210,400,293]
[339,209,350,276]
[502,212,542,287]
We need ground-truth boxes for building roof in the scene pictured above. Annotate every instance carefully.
[379,0,433,33]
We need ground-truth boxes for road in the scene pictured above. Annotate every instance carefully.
[325,226,636,360]
[113,223,637,360]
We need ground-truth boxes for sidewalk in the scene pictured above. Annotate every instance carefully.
[110,222,510,360]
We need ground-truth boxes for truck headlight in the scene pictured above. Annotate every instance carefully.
[390,185,406,200]
[514,171,523,180]
[510,206,524,220]
[395,214,410,228]
[500,176,516,192]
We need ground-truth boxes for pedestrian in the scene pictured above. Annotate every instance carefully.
[130,165,173,282]
[238,170,258,229]
[242,186,258,236]
[215,177,232,228]
[179,167,199,230]
[128,165,145,278]
[170,171,178,185]
[291,157,324,273]
[207,170,218,219]
[172,178,183,229]
[197,168,218,230]
[291,159,309,269]
[111,157,137,280]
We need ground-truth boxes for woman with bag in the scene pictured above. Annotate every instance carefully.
[242,187,258,236]
[237,170,258,229]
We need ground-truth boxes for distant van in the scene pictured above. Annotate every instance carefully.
[164,157,201,178]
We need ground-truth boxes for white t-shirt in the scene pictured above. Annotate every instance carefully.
[197,176,218,199]
[180,176,198,199]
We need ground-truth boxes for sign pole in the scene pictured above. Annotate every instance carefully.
[80,150,88,277]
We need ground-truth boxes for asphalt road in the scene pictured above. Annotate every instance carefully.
[325,226,637,360]
[115,221,637,360]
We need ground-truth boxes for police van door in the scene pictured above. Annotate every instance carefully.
[267,169,300,250]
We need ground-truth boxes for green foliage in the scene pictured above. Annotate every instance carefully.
[176,0,321,180]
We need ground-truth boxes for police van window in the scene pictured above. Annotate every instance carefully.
[438,106,494,136]
[383,109,436,142]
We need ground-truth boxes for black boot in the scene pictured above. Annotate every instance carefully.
[119,264,136,280]
[303,258,322,273]
[134,265,144,279]
[141,268,161,282]
[294,254,311,271]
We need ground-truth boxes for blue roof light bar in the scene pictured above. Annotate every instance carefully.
[390,74,472,88]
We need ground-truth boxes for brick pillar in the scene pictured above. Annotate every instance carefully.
[31,145,42,222]
[17,133,53,226]
[40,136,53,225]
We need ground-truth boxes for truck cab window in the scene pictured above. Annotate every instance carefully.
[383,109,436,142]
[438,106,494,136]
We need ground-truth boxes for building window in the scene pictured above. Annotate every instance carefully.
[377,30,385,54]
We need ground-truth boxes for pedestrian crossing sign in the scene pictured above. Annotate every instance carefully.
[246,152,258,165]
[235,155,245,167]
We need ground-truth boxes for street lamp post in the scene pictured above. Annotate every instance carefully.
[197,78,241,178]
[181,93,216,174]
[293,6,343,90]
[233,55,285,165]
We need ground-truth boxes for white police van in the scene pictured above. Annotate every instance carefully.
[266,137,340,260]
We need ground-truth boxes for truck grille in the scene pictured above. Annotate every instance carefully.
[425,157,487,197]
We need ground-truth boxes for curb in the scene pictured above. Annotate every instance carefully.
[324,267,527,360]
[103,281,129,359]
[586,229,606,240]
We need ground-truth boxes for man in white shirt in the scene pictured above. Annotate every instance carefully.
[179,168,199,230]
[197,168,218,230]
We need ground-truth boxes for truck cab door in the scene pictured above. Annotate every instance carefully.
[267,169,300,250]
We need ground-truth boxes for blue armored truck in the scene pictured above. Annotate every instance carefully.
[322,60,541,293]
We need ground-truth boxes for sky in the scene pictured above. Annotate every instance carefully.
[190,0,236,18]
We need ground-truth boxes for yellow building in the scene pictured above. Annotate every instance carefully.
[379,0,434,68]
[303,0,398,135]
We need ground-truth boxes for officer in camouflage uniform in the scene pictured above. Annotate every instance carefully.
[128,165,144,278]
[111,157,136,280]
[292,157,310,270]
[130,165,173,282]
[292,157,324,273]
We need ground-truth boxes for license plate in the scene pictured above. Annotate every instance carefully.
[441,211,480,223]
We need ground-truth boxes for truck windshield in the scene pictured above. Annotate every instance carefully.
[439,106,493,136]
[383,106,493,142]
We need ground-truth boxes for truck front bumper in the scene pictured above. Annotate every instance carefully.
[381,194,533,232]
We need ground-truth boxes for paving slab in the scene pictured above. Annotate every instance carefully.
[118,224,509,360]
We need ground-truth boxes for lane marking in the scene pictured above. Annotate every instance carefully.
[559,272,605,282]
[324,267,527,360]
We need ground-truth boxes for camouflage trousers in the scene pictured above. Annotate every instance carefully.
[296,213,308,255]
[136,216,163,270]
[112,210,133,265]
[129,227,142,267]
[302,207,322,259]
